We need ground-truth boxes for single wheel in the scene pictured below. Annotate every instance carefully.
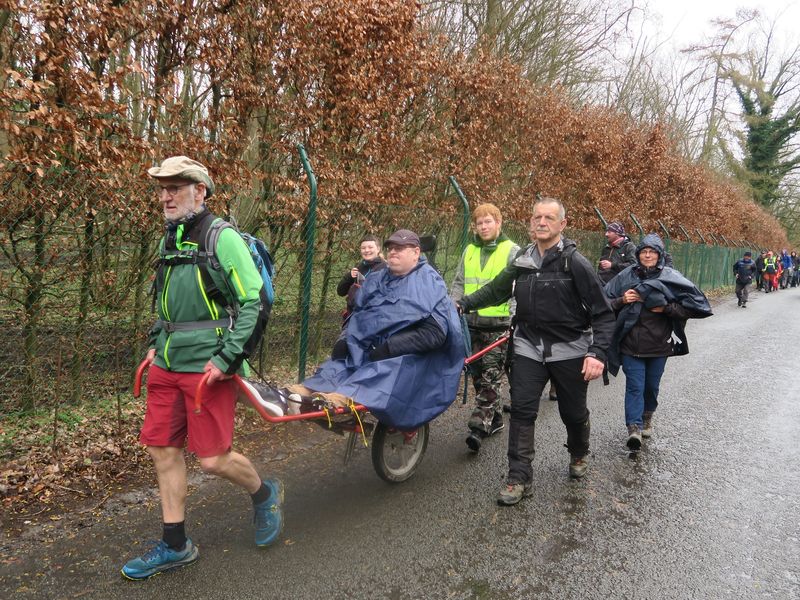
[371,422,429,483]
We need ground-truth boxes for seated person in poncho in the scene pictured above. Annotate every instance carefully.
[290,229,465,430]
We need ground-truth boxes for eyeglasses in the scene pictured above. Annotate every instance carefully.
[386,244,416,254]
[157,183,193,196]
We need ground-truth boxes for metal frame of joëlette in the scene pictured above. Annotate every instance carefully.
[132,332,510,422]
[133,360,368,422]
[463,332,510,367]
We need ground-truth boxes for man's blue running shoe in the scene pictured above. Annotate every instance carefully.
[254,478,284,547]
[121,539,199,580]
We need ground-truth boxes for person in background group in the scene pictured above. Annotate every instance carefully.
[791,251,800,287]
[450,203,520,452]
[604,234,712,450]
[122,156,282,580]
[336,235,386,325]
[779,249,793,289]
[597,221,637,285]
[733,251,756,308]
[458,197,615,506]
[763,251,778,293]
[755,250,766,292]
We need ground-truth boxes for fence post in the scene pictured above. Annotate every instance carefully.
[695,230,708,289]
[657,220,671,253]
[628,212,645,241]
[448,176,471,251]
[676,224,693,274]
[593,207,608,229]
[297,144,317,382]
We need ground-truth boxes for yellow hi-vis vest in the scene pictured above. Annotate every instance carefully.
[463,239,515,317]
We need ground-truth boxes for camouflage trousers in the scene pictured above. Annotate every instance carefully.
[467,328,508,433]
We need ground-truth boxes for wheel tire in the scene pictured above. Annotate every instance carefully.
[371,422,429,483]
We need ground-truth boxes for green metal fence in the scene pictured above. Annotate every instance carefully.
[0,146,748,416]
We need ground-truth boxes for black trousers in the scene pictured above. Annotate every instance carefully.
[507,354,590,483]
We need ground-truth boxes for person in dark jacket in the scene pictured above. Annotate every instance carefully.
[336,234,385,324]
[458,197,615,505]
[604,234,712,450]
[755,250,766,291]
[733,251,756,307]
[597,221,637,284]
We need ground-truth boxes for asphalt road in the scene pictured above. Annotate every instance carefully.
[2,287,799,599]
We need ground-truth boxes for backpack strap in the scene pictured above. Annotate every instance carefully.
[562,245,577,273]
[199,218,237,312]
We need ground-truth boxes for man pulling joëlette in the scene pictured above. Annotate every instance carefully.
[122,156,282,580]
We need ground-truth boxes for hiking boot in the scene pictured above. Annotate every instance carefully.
[467,411,486,432]
[121,539,199,580]
[466,412,504,452]
[497,481,533,506]
[254,478,284,547]
[626,424,642,450]
[468,402,499,430]
[642,412,654,438]
[465,431,483,452]
[488,412,505,436]
[568,455,588,478]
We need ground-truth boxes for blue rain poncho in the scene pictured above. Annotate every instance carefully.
[303,257,465,429]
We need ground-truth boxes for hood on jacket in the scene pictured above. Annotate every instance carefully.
[635,233,666,271]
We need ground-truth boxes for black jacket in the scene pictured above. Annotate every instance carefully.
[733,258,756,283]
[609,297,694,357]
[337,257,386,314]
[459,238,615,362]
[598,237,637,284]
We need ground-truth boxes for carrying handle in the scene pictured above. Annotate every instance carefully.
[133,359,150,398]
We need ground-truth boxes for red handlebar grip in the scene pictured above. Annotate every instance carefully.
[133,359,150,398]
[194,372,212,414]
[464,333,510,366]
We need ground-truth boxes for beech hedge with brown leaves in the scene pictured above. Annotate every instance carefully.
[0,0,786,243]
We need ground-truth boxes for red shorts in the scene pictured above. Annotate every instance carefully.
[140,365,237,458]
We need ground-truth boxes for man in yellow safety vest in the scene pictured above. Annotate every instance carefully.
[451,203,520,452]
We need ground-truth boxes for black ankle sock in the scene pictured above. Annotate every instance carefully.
[250,481,271,505]
[162,521,187,551]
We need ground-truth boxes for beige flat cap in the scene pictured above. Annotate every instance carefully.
[147,156,215,198]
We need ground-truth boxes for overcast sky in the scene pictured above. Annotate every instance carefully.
[645,0,800,48]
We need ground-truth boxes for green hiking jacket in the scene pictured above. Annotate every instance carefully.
[148,213,263,374]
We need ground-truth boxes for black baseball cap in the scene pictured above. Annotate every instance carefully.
[383,229,421,248]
